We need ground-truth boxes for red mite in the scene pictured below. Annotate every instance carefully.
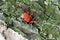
[20,5,36,24]
[21,13,34,23]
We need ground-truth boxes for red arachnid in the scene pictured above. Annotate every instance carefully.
[19,5,37,24]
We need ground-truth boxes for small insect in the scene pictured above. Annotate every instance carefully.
[19,5,37,24]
